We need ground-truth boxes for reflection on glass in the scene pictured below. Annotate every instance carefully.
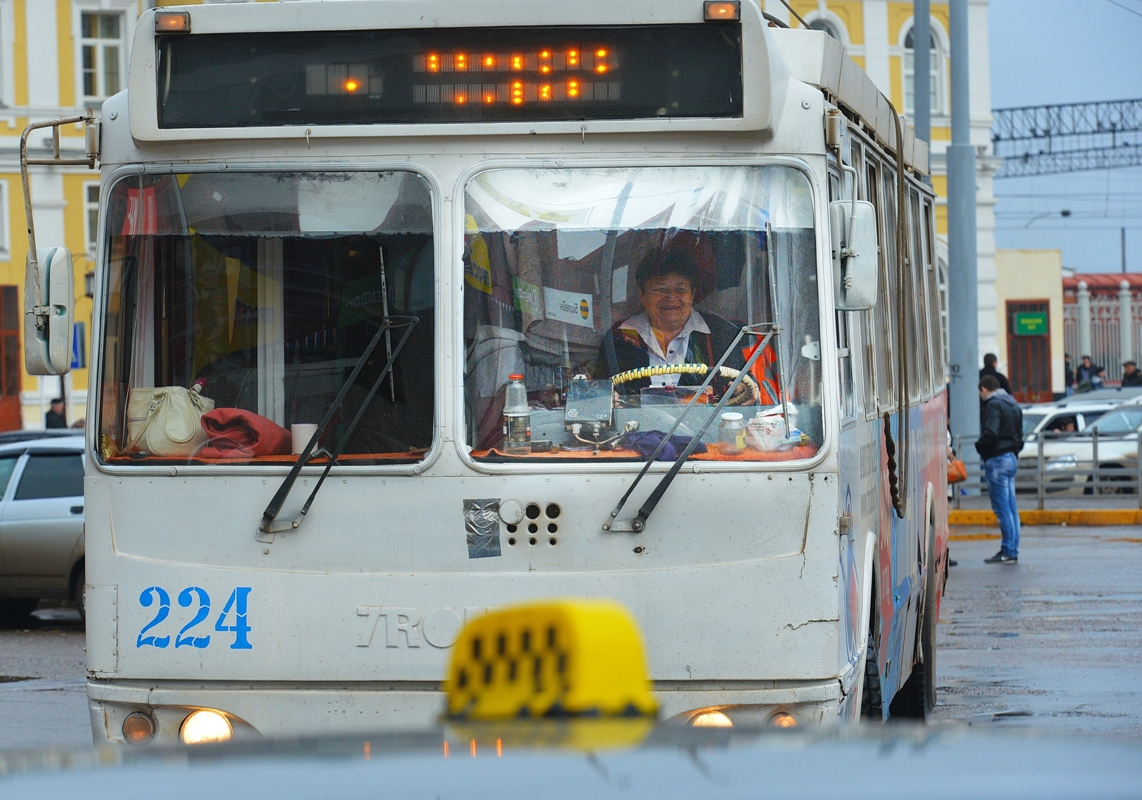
[463,166,822,462]
[99,171,435,464]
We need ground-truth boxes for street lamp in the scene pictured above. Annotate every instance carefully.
[1024,208,1071,228]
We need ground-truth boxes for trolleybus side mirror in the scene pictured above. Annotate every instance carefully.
[830,200,878,311]
[24,247,74,375]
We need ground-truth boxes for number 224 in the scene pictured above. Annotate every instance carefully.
[137,586,252,650]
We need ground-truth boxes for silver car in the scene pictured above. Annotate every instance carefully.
[0,434,85,625]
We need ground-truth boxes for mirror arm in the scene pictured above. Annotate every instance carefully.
[20,112,98,328]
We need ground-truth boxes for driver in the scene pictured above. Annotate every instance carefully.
[595,247,764,404]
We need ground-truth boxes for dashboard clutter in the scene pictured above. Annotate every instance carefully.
[125,382,215,457]
[200,408,291,459]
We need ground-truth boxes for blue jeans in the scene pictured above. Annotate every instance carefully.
[984,452,1020,558]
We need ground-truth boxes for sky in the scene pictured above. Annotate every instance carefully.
[987,0,1142,274]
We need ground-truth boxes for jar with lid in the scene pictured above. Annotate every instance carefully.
[502,374,531,455]
[719,411,746,455]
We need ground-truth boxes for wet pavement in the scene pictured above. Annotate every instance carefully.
[934,524,1142,737]
[0,605,88,750]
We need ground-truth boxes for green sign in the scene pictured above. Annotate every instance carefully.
[1014,312,1048,336]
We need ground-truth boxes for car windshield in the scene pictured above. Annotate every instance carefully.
[462,165,822,463]
[97,171,435,465]
[1022,413,1046,436]
[1087,407,1142,435]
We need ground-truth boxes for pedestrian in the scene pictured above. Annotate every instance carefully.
[979,353,1012,394]
[976,375,1023,564]
[1064,354,1075,396]
[45,397,67,429]
[1075,355,1101,393]
[979,353,1012,412]
[1122,361,1142,387]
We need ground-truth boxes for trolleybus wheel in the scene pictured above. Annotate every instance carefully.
[889,494,938,719]
[0,598,38,627]
[860,630,883,720]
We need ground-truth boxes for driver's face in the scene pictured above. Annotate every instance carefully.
[641,274,694,333]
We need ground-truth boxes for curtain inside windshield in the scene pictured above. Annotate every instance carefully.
[463,166,822,463]
[98,171,434,465]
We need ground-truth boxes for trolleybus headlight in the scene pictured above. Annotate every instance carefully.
[122,711,156,745]
[689,710,733,728]
[180,709,233,745]
[768,711,797,728]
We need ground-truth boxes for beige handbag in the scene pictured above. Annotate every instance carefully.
[125,386,215,457]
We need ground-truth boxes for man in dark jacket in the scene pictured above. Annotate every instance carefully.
[1075,355,1102,392]
[44,398,67,429]
[976,375,1023,564]
[979,353,1012,394]
[1121,361,1142,387]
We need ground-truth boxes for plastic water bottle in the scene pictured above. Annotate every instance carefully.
[503,374,531,455]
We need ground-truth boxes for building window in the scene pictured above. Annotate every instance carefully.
[903,24,946,117]
[81,12,124,101]
[809,19,841,40]
[84,182,100,256]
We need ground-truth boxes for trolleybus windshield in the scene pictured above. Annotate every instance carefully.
[156,25,743,127]
[97,170,435,466]
[463,165,823,463]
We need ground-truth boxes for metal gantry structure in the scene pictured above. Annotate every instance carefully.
[992,98,1142,178]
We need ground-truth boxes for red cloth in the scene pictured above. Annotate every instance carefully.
[200,408,292,459]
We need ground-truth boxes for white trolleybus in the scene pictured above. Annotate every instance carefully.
[20,0,949,745]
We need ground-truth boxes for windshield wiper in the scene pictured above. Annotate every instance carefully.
[257,315,418,540]
[604,322,781,533]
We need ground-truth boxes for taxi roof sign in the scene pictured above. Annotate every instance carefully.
[445,599,658,720]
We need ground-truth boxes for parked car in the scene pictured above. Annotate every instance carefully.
[0,434,85,625]
[1022,404,1142,494]
[1021,400,1118,440]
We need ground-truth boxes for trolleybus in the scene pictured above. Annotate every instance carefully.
[21,0,948,744]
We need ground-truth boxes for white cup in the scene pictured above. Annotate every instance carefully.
[291,423,319,455]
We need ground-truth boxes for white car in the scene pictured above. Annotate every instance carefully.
[1021,401,1117,440]
[0,434,85,625]
[1023,405,1142,494]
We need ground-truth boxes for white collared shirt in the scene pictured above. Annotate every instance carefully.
[618,311,711,385]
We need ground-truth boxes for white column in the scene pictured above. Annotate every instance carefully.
[1077,281,1091,360]
[25,1,59,112]
[862,0,891,94]
[1120,280,1133,366]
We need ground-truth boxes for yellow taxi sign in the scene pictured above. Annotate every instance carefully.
[445,599,658,720]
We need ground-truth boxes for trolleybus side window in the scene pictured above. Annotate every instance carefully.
[850,144,875,419]
[866,160,895,412]
[909,189,932,397]
[97,171,436,465]
[828,166,856,423]
[462,165,824,462]
[922,196,945,384]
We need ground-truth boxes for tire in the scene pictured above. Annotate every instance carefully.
[1084,464,1133,495]
[889,509,939,719]
[0,598,39,627]
[71,564,86,624]
[860,631,883,720]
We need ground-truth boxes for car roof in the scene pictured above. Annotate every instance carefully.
[1051,388,1142,406]
[0,433,85,457]
[1022,401,1119,414]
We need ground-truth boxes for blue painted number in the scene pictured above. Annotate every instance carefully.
[137,587,171,648]
[215,587,252,650]
[175,587,211,649]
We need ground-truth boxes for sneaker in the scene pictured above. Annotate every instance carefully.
[984,551,1017,565]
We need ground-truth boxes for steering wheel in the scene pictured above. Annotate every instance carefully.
[610,363,760,405]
